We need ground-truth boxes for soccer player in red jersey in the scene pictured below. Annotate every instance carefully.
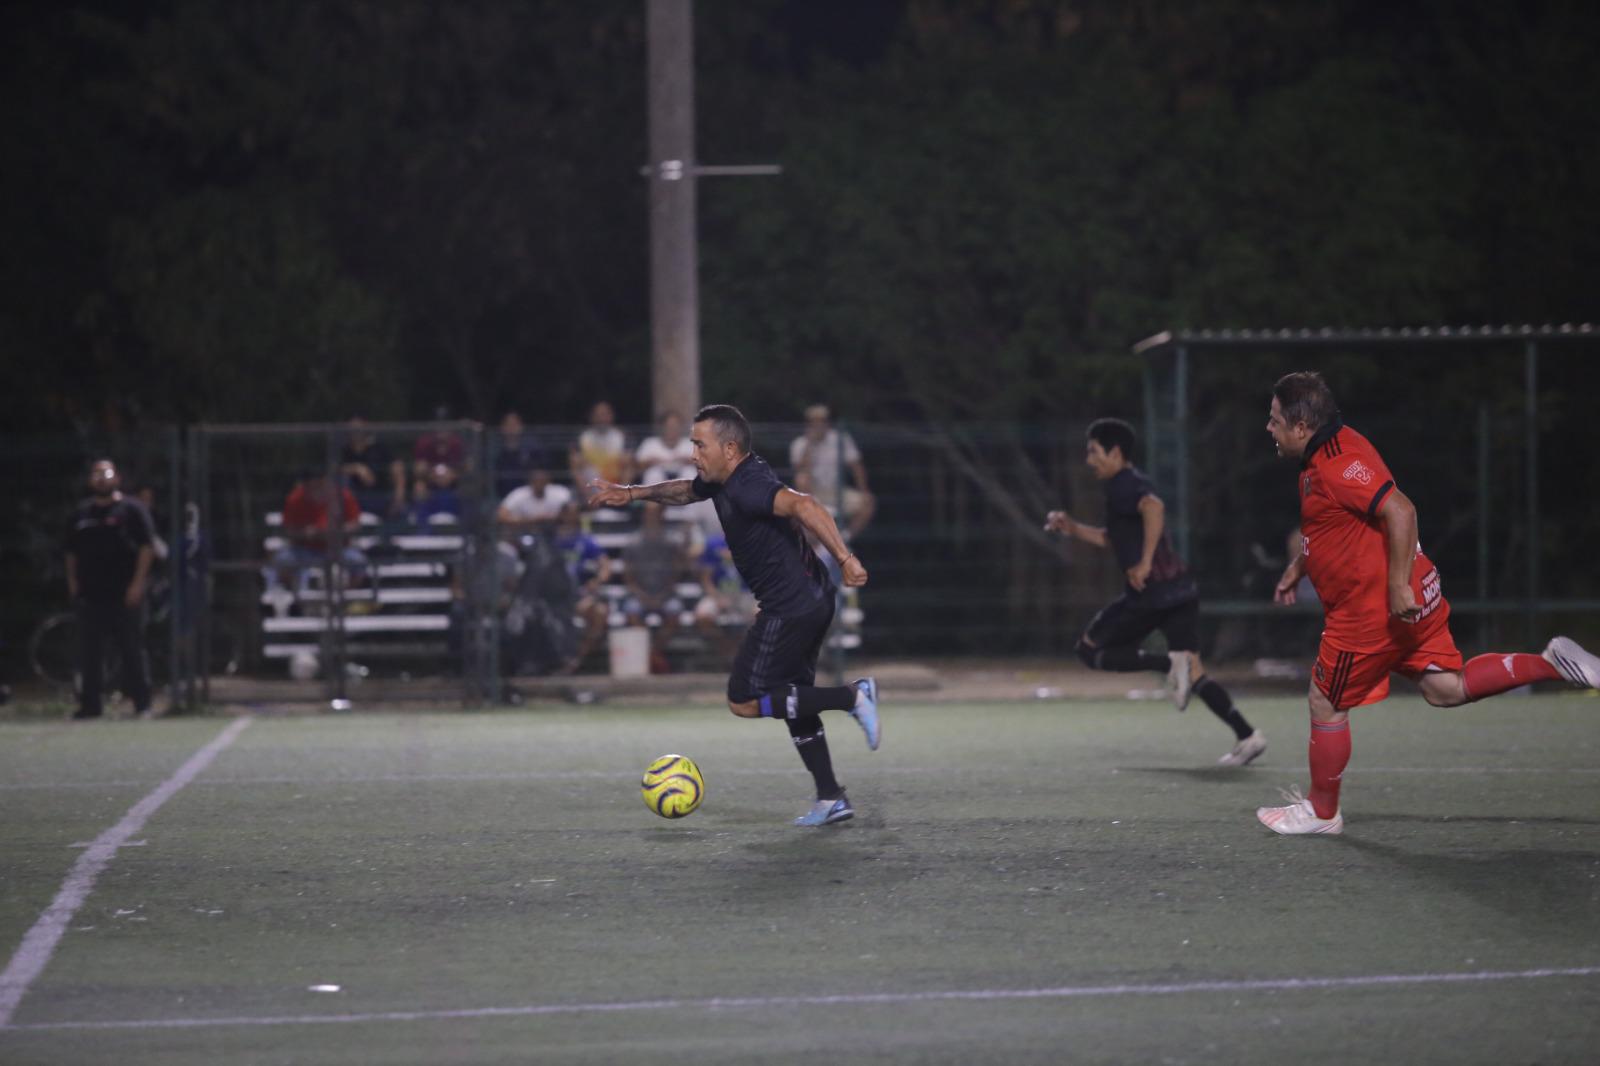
[1257,371,1600,835]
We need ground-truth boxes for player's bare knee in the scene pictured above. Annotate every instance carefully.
[1420,671,1468,708]
[728,699,761,718]
[1307,683,1343,724]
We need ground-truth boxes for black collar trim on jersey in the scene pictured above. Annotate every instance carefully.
[1301,417,1346,470]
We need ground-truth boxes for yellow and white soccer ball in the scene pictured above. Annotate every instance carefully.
[641,754,705,819]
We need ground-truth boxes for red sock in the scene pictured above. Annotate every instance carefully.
[1460,652,1560,701]
[1307,718,1351,820]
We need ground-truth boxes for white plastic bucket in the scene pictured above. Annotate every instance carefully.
[608,627,650,678]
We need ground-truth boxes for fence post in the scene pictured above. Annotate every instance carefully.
[1173,343,1190,564]
[166,425,182,714]
[1476,402,1490,652]
[1524,341,1539,645]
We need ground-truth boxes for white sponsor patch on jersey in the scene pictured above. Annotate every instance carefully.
[1341,459,1374,485]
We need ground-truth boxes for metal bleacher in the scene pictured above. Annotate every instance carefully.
[259,511,462,665]
[258,499,862,678]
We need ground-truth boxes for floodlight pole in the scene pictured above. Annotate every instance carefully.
[647,0,699,421]
[646,0,778,420]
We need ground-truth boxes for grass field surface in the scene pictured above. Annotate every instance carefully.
[1,695,1597,1064]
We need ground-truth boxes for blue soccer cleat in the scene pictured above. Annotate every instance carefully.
[849,676,881,751]
[795,794,854,827]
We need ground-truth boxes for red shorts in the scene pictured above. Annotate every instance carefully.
[1313,618,1463,710]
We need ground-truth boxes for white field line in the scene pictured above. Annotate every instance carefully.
[0,717,253,1028]
[2,764,1597,791]
[5,965,1598,1033]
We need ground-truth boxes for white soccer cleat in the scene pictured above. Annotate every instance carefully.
[1256,786,1343,835]
[1167,652,1193,711]
[1542,636,1600,690]
[1218,729,1267,767]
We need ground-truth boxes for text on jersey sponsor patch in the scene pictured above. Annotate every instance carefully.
[1341,459,1374,485]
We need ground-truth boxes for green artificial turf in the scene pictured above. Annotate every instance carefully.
[1,696,1596,1064]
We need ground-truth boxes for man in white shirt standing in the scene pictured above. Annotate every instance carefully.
[569,401,631,487]
[789,404,875,539]
[637,410,718,537]
[635,411,695,483]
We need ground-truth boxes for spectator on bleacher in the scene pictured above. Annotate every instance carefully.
[789,404,876,538]
[637,409,720,537]
[621,502,692,663]
[569,400,631,487]
[498,466,572,536]
[635,411,695,482]
[552,501,612,672]
[494,410,543,499]
[65,459,155,720]
[340,416,407,519]
[413,405,467,482]
[265,471,367,593]
[693,533,753,656]
[408,463,463,526]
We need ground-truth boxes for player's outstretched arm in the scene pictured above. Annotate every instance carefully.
[775,487,867,587]
[1045,510,1108,549]
[1274,555,1306,605]
[585,478,699,508]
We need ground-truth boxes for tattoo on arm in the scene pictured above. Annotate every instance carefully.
[632,480,699,506]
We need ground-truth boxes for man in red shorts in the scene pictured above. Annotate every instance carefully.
[1257,370,1600,835]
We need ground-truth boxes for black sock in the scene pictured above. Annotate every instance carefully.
[1193,676,1254,740]
[766,684,856,718]
[1093,647,1173,673]
[787,715,842,799]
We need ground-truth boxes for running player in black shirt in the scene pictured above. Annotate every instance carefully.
[587,404,881,826]
[1046,418,1265,767]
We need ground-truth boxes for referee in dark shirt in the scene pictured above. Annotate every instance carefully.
[1046,419,1266,767]
[587,404,881,827]
[65,460,156,719]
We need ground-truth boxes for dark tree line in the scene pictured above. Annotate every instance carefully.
[3,0,1595,433]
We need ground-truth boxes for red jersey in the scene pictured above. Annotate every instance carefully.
[282,483,360,550]
[1297,423,1448,651]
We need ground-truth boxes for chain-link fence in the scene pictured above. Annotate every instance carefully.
[1138,332,1600,659]
[0,428,183,710]
[5,399,1595,712]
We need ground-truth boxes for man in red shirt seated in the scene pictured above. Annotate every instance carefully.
[265,471,368,593]
[1258,371,1600,835]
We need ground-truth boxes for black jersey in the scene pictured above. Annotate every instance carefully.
[66,495,155,604]
[693,452,831,618]
[1103,467,1196,608]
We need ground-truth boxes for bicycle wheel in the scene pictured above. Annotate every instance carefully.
[29,612,80,689]
[29,610,123,698]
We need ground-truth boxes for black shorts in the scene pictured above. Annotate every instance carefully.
[1083,595,1200,653]
[727,599,836,704]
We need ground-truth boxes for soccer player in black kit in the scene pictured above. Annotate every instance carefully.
[587,404,881,826]
[1045,418,1266,767]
